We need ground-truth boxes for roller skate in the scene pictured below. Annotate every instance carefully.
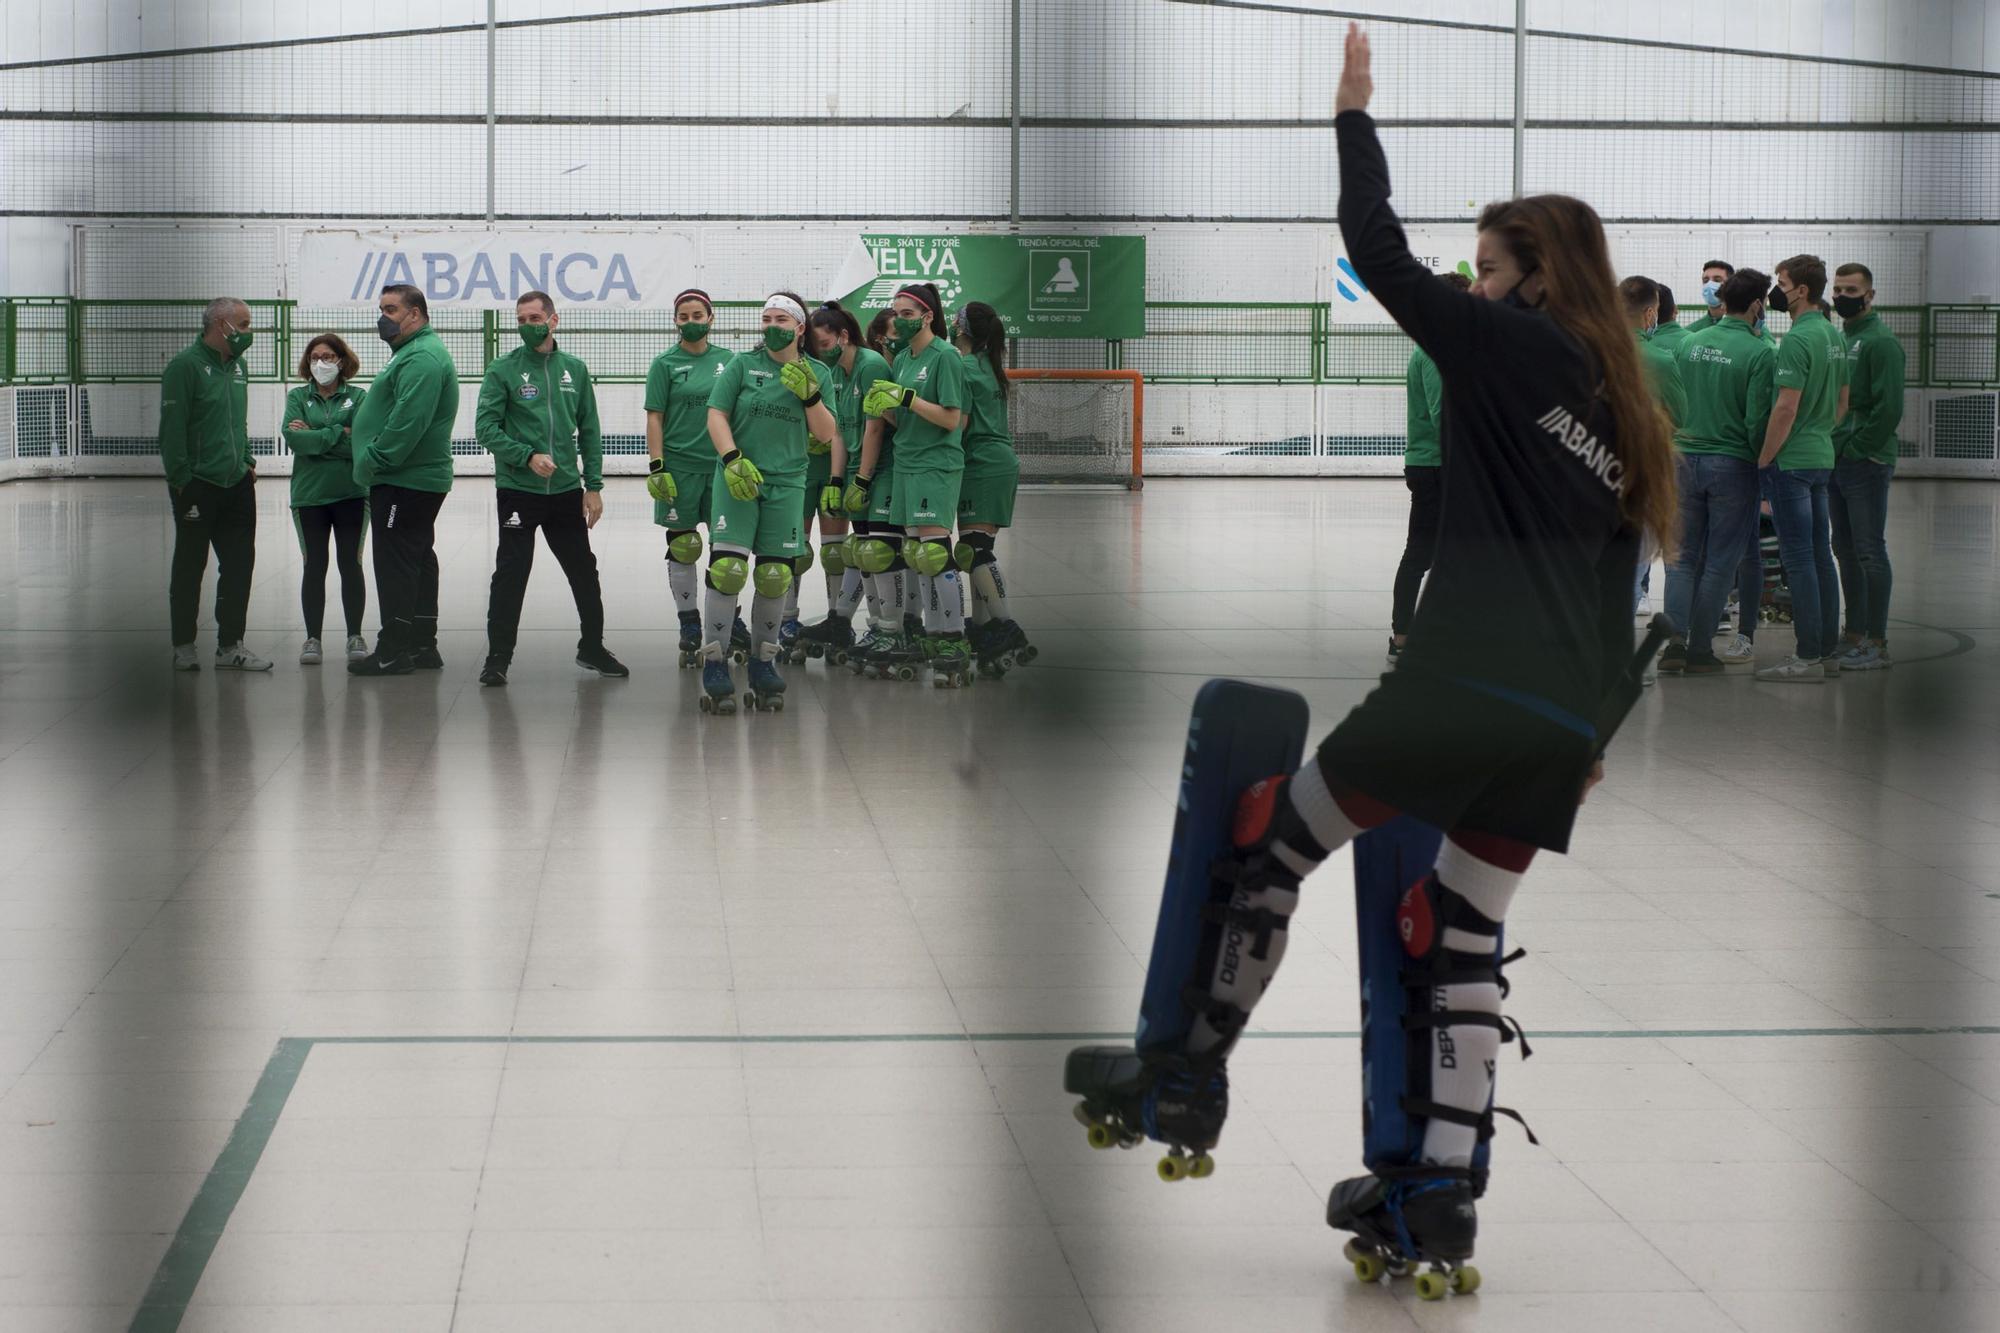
[846,624,894,676]
[698,658,737,715]
[801,612,854,664]
[675,613,702,669]
[777,617,806,666]
[863,631,925,682]
[743,657,786,712]
[729,615,752,665]
[969,621,1010,679]
[992,619,1036,668]
[928,633,976,690]
[1327,1171,1482,1301]
[1063,1046,1225,1182]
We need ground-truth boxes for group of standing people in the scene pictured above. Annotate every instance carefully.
[159,281,1035,707]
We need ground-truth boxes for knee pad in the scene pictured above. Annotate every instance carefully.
[667,530,703,565]
[752,558,793,599]
[793,547,813,576]
[822,543,847,577]
[908,539,952,578]
[854,537,896,575]
[959,530,996,568]
[952,540,976,572]
[706,554,749,596]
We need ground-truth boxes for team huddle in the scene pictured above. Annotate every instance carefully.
[156,280,1037,710]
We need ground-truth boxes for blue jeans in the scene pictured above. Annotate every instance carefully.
[1765,466,1840,660]
[1663,453,1759,653]
[1829,457,1894,641]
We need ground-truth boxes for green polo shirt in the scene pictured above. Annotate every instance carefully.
[1771,310,1840,471]
[1403,346,1443,468]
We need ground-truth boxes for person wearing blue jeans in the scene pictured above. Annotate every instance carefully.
[1826,262,1904,670]
[1830,458,1892,652]
[1764,466,1839,661]
[1663,454,1759,671]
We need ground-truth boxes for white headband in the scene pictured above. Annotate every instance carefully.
[763,294,807,325]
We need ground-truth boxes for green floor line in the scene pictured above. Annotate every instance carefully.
[129,1022,2000,1332]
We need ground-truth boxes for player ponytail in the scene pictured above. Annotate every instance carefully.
[809,299,864,349]
[958,301,1010,401]
[895,283,950,339]
[1476,194,1677,554]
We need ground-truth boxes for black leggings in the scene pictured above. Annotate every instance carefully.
[295,498,368,640]
[1391,466,1443,637]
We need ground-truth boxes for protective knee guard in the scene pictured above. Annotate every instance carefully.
[822,543,847,577]
[908,538,952,578]
[1354,819,1532,1199]
[668,530,703,564]
[958,530,996,569]
[752,558,793,599]
[706,554,749,596]
[854,537,896,574]
[793,547,813,576]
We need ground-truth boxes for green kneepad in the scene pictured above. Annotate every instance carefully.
[823,543,847,577]
[668,531,704,564]
[952,541,976,572]
[908,539,952,577]
[707,555,749,595]
[854,538,896,574]
[793,547,814,576]
[753,560,794,599]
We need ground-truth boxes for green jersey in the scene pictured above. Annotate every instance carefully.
[1833,312,1906,465]
[706,347,811,484]
[1636,328,1687,432]
[1648,320,1689,358]
[477,341,603,495]
[353,325,458,493]
[822,346,891,467]
[644,342,735,467]
[884,337,967,471]
[283,382,368,509]
[1674,317,1775,464]
[1403,346,1443,468]
[959,352,1016,474]
[158,339,252,491]
[1771,310,1840,471]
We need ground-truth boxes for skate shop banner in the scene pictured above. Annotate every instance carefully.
[836,234,1146,340]
[1327,227,1478,324]
[295,230,697,309]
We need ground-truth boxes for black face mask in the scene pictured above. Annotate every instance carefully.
[377,314,403,344]
[1832,294,1867,319]
[1500,266,1542,311]
[1767,283,1791,315]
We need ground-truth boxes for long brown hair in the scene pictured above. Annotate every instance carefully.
[1477,195,1677,553]
[957,301,1009,400]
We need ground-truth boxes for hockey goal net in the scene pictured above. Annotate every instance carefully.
[1006,369,1143,489]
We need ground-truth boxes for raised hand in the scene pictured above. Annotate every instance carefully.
[1336,21,1373,115]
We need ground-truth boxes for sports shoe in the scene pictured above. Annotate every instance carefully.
[479,655,509,687]
[575,644,630,678]
[1656,640,1688,675]
[1845,641,1892,671]
[1755,654,1825,684]
[299,638,323,666]
[172,643,200,672]
[345,635,370,661]
[1821,653,1843,678]
[348,651,414,677]
[1683,650,1726,676]
[411,645,444,670]
[1718,633,1755,665]
[215,643,273,672]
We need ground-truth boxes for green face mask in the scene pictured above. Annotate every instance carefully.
[517,322,550,349]
[762,325,797,352]
[224,329,254,357]
[884,337,908,356]
[892,316,927,342]
[679,321,710,343]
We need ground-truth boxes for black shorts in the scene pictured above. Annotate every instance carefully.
[1315,664,1597,853]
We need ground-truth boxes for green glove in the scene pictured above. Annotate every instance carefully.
[863,379,914,418]
[779,358,821,403]
[842,474,872,517]
[721,449,763,502]
[645,457,677,502]
[820,475,845,518]
[806,433,833,457]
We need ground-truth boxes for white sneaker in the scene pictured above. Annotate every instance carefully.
[215,643,274,672]
[300,638,323,665]
[172,643,200,672]
[1821,653,1843,678]
[1845,641,1891,671]
[1718,633,1755,665]
[1755,654,1824,684]
[345,635,370,661]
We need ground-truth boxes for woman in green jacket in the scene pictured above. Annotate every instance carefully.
[282,334,369,665]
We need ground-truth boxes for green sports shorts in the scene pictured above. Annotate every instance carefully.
[652,461,715,532]
[709,479,808,559]
[956,462,1019,528]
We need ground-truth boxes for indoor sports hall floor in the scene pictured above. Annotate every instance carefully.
[2,475,1997,1332]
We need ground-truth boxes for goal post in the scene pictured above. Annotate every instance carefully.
[1006,368,1144,490]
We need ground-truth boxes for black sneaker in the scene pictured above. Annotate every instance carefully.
[411,645,444,670]
[1684,650,1726,675]
[1656,640,1688,674]
[575,644,629,678]
[479,655,509,687]
[348,651,414,677]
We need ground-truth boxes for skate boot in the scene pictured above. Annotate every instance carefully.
[801,612,854,663]
[846,625,893,676]
[995,618,1037,668]
[1063,1047,1226,1182]
[744,657,787,712]
[968,621,1009,679]
[871,631,926,683]
[729,615,752,665]
[777,617,805,666]
[928,633,976,689]
[698,658,737,715]
[1327,1170,1482,1300]
[675,612,702,668]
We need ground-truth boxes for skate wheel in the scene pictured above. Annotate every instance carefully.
[1351,1252,1387,1284]
[1156,1154,1188,1183]
[1414,1271,1449,1302]
[1188,1153,1214,1179]
[769,696,784,713]
[895,666,915,682]
[1084,1122,1116,1150]
[1451,1265,1480,1295]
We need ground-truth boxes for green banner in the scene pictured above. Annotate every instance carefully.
[841,234,1146,340]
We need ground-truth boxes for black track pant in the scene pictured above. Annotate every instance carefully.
[294,497,368,640]
[1391,465,1443,637]
[485,487,605,659]
[167,474,257,647]
[369,484,446,660]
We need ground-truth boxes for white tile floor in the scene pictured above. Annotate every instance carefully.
[0,475,1997,1331]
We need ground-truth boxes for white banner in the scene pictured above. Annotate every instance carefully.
[1327,227,1479,324]
[294,230,697,308]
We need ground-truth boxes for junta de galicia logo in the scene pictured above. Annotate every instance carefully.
[1334,257,1369,303]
